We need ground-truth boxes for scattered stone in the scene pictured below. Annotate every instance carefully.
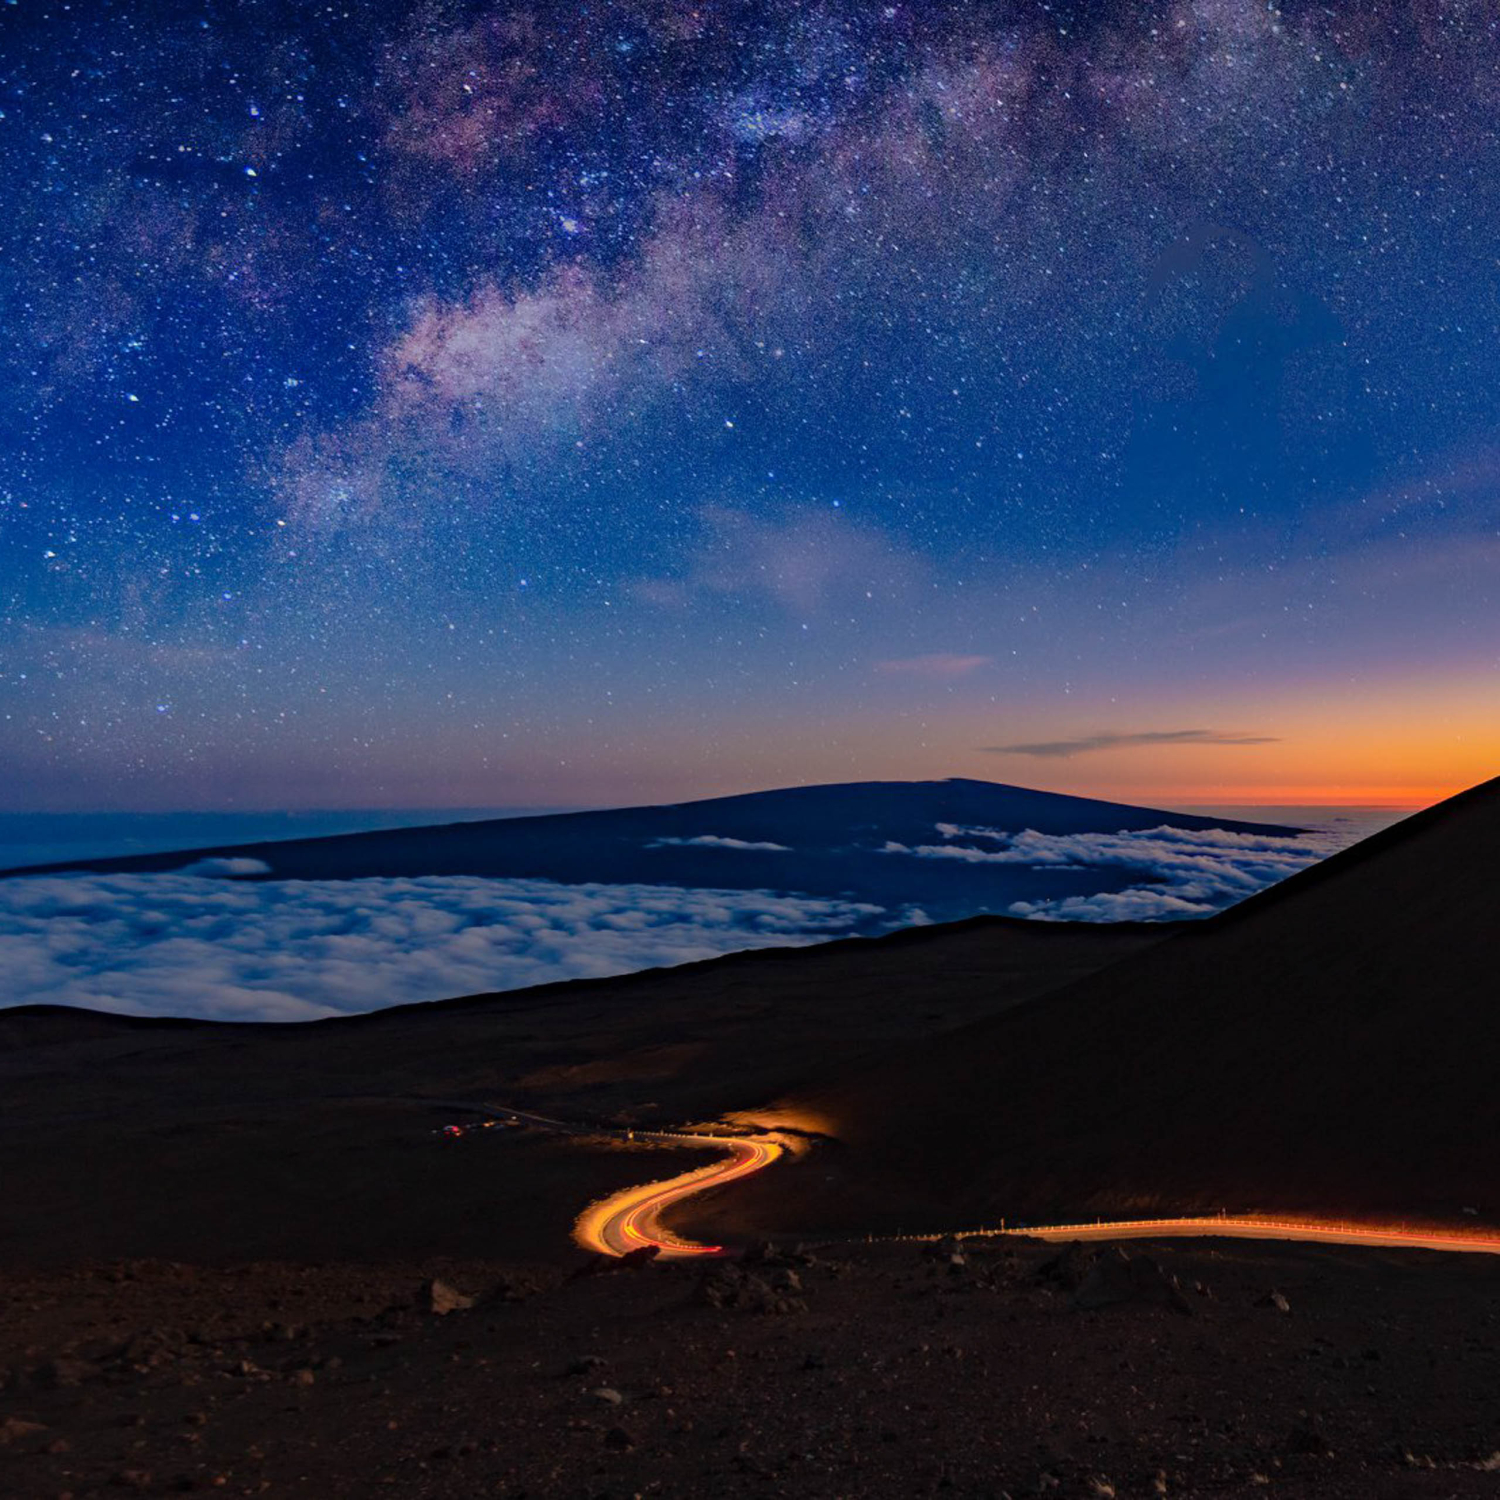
[0,1416,48,1445]
[117,1328,186,1370]
[925,1235,966,1263]
[566,1355,607,1377]
[1036,1244,1095,1292]
[590,1387,624,1405]
[1475,1451,1500,1472]
[1072,1249,1193,1315]
[616,1246,660,1270]
[1258,1291,1291,1314]
[698,1264,807,1314]
[110,1471,153,1491]
[426,1279,474,1315]
[34,1357,99,1388]
[1287,1424,1333,1456]
[603,1425,635,1450]
[290,1368,315,1386]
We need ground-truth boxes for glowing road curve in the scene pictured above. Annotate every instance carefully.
[574,1133,785,1258]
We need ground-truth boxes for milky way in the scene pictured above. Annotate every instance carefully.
[3,1,1497,809]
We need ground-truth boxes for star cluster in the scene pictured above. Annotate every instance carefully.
[2,1,1497,809]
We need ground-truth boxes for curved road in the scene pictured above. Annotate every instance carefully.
[971,1215,1500,1256]
[437,1105,1500,1261]
[574,1134,784,1258]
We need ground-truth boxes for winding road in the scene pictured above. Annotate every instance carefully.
[436,1103,1500,1261]
[574,1134,784,1257]
[966,1215,1500,1255]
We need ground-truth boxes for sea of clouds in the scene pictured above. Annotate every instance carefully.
[0,819,1367,1022]
[0,867,886,1023]
[882,822,1345,922]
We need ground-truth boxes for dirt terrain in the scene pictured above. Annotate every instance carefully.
[5,781,1500,1497]
[0,916,1158,1268]
[7,1235,1500,1499]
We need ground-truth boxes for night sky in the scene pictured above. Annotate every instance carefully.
[3,0,1497,813]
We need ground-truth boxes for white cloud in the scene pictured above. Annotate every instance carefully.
[176,857,274,878]
[0,873,885,1023]
[647,835,791,852]
[883,822,1341,922]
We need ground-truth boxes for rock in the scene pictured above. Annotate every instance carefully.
[0,1416,48,1445]
[1258,1291,1292,1314]
[771,1269,802,1294]
[566,1355,607,1377]
[698,1265,806,1315]
[1037,1243,1095,1291]
[1287,1424,1333,1456]
[1475,1452,1500,1472]
[34,1358,98,1388]
[590,1387,624,1405]
[744,1240,817,1268]
[117,1328,187,1370]
[290,1368,315,1386]
[426,1279,475,1315]
[925,1235,965,1263]
[1073,1249,1193,1315]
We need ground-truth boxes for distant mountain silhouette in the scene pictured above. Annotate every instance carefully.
[3,779,1302,926]
[715,778,1498,1236]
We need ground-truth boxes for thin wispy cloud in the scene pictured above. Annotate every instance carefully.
[648,835,791,852]
[982,729,1280,759]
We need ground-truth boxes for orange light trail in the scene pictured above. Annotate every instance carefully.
[920,1215,1500,1256]
[575,1134,785,1259]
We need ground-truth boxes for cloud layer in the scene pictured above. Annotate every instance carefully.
[983,730,1281,759]
[0,872,884,1023]
[884,822,1337,922]
[648,835,791,851]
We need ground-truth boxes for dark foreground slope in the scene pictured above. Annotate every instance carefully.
[710,778,1500,1240]
[0,915,1159,1269]
[2,778,1302,924]
[10,1235,1500,1500]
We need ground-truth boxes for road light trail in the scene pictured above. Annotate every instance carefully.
[575,1134,784,1258]
[914,1216,1500,1256]
[439,1103,1500,1262]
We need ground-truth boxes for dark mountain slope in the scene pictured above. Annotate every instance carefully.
[0,913,1162,1267]
[1,779,1302,925]
[708,778,1500,1238]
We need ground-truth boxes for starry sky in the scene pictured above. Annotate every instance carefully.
[2,0,1497,814]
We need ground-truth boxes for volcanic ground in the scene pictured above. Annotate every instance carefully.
[4,780,1499,1497]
